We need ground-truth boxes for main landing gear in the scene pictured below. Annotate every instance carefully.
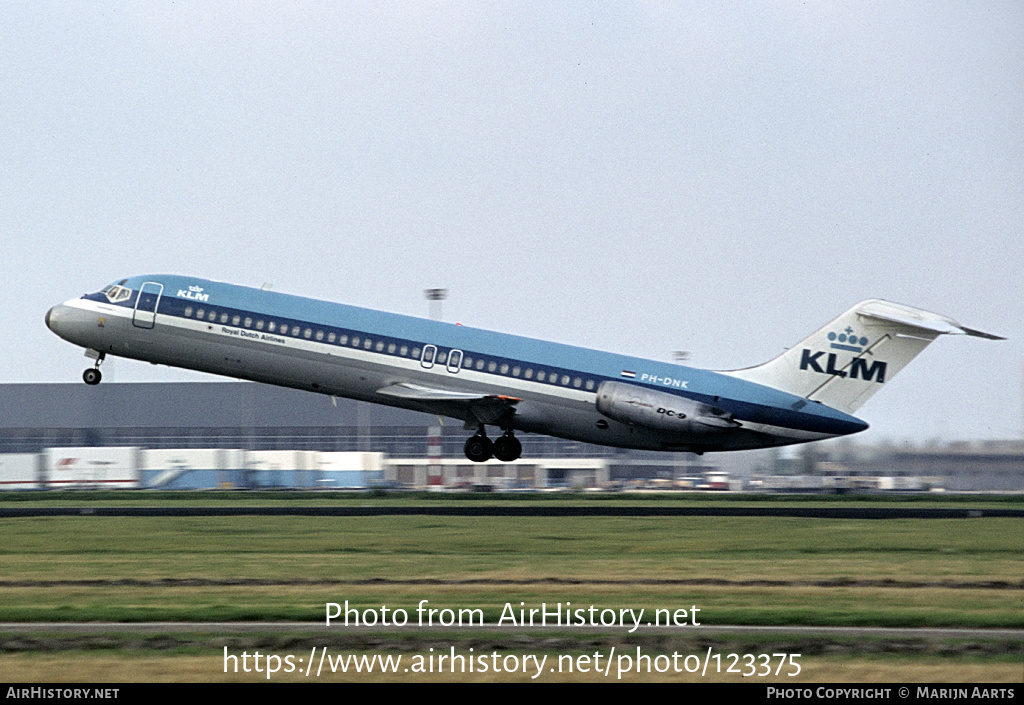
[463,427,522,463]
[83,353,105,385]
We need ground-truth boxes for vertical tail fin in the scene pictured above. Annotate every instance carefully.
[724,300,1003,413]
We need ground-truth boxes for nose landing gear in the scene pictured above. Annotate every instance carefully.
[83,353,105,385]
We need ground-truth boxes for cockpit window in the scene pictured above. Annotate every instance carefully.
[101,284,132,303]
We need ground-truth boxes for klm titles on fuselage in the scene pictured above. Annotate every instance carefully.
[178,286,210,303]
[221,326,286,345]
[799,349,887,383]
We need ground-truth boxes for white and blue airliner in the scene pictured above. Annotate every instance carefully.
[46,276,1002,462]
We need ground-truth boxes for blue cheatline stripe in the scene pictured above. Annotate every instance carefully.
[94,274,867,436]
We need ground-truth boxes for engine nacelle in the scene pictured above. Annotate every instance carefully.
[595,381,740,435]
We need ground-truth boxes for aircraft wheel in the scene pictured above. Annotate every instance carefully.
[83,368,102,385]
[493,434,522,462]
[464,435,493,463]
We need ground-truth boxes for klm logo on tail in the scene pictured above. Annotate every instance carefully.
[799,350,887,382]
[799,328,887,383]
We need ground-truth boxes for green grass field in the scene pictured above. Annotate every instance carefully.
[0,492,1020,682]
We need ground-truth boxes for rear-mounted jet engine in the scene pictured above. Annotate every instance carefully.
[595,381,741,435]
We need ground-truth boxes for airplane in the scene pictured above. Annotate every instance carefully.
[45,275,1003,462]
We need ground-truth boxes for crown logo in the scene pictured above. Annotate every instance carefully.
[828,327,868,352]
[189,286,204,293]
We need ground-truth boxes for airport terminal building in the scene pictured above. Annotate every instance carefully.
[0,383,1020,491]
[0,382,674,490]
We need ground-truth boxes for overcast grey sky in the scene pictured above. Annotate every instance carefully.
[4,2,1022,445]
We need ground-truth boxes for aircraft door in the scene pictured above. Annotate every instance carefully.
[420,344,437,369]
[132,282,164,329]
[446,349,463,374]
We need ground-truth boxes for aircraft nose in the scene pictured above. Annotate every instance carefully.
[45,303,86,342]
[45,305,59,333]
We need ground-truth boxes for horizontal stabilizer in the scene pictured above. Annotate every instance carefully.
[852,300,1005,340]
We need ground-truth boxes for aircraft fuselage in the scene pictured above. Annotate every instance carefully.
[46,274,873,459]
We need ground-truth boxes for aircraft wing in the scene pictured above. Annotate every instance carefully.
[376,382,520,428]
